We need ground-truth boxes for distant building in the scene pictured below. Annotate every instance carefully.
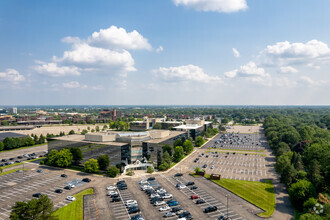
[130,117,183,131]
[10,107,17,114]
[174,118,212,140]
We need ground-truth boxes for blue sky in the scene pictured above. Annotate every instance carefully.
[1,0,330,105]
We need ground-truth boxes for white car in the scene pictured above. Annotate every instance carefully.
[157,189,167,194]
[161,194,173,199]
[107,185,117,190]
[139,179,148,184]
[150,193,160,199]
[210,165,214,169]
[66,196,76,201]
[177,184,186,189]
[177,218,186,220]
[159,205,170,212]
[125,200,137,206]
[141,185,153,191]
[107,191,117,196]
[154,201,166,206]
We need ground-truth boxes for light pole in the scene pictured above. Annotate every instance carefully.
[226,194,229,220]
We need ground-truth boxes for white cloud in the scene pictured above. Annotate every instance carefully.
[280,66,298,73]
[261,40,330,68]
[232,48,240,58]
[154,64,222,83]
[54,43,136,72]
[87,25,152,50]
[156,46,164,53]
[34,62,81,77]
[274,77,297,87]
[0,69,25,83]
[224,62,271,86]
[298,76,329,87]
[62,81,88,89]
[173,0,247,13]
[307,63,321,69]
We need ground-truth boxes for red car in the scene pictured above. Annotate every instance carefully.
[191,194,200,199]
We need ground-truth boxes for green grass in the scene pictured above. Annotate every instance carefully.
[0,143,48,153]
[0,168,29,176]
[52,188,94,220]
[1,157,46,170]
[209,176,275,217]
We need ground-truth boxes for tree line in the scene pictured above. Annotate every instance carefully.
[0,134,46,151]
[264,116,330,219]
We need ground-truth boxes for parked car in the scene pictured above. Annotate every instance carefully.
[159,205,170,212]
[82,178,91,182]
[196,199,205,204]
[168,201,178,206]
[174,173,183,177]
[130,214,144,220]
[37,169,43,173]
[107,191,118,196]
[161,193,173,199]
[202,164,207,168]
[171,206,183,213]
[64,185,73,190]
[163,212,176,218]
[179,211,192,218]
[61,174,67,178]
[128,206,140,214]
[210,165,214,169]
[125,200,137,206]
[190,186,198,190]
[191,194,199,199]
[204,206,217,213]
[186,182,194,186]
[32,193,41,198]
[147,177,155,181]
[112,197,121,202]
[17,156,23,159]
[154,201,166,206]
[66,196,76,201]
[55,189,63,193]
[107,185,117,190]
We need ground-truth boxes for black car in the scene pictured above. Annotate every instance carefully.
[186,182,194,186]
[32,193,41,198]
[204,206,217,213]
[112,193,120,198]
[17,156,23,159]
[190,186,198,190]
[202,164,207,168]
[174,173,183,177]
[150,197,163,203]
[172,207,182,213]
[128,206,140,214]
[9,158,14,160]
[130,214,143,220]
[64,185,72,190]
[15,160,20,163]
[82,178,91,182]
[112,197,121,202]
[179,211,191,218]
[1,159,7,162]
[118,184,127,190]
[55,189,63,193]
[145,189,155,195]
[117,180,126,185]
[147,177,155,181]
[194,160,197,163]
[61,174,67,178]
[206,155,209,158]
[196,199,205,204]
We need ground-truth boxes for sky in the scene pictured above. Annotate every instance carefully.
[0,0,330,105]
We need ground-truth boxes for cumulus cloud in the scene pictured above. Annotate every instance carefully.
[54,43,136,72]
[173,0,247,13]
[87,25,152,50]
[261,40,330,68]
[224,62,271,86]
[156,46,164,53]
[34,62,81,77]
[154,64,222,83]
[232,48,240,58]
[0,69,25,83]
[280,66,298,73]
[62,81,87,89]
[298,76,329,87]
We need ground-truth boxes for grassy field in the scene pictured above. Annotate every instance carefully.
[0,168,29,176]
[1,157,46,170]
[52,188,94,220]
[209,176,275,217]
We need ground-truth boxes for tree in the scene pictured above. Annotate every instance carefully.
[95,126,100,132]
[298,213,323,220]
[38,135,46,144]
[25,136,35,146]
[147,166,154,173]
[10,195,55,220]
[174,139,183,147]
[303,197,317,213]
[70,147,83,164]
[55,148,73,167]
[152,123,162,129]
[91,129,95,132]
[97,155,110,170]
[195,136,205,147]
[84,159,99,173]
[276,142,290,156]
[103,125,108,129]
[0,142,4,151]
[194,167,201,173]
[173,146,184,162]
[81,129,88,135]
[288,180,316,211]
[87,126,90,131]
[162,151,172,165]
[163,144,173,156]
[158,162,169,171]
[1,120,8,126]
[183,140,193,154]
[69,130,75,135]
[107,166,120,177]
[280,164,297,186]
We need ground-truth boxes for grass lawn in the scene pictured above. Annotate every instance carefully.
[52,188,94,220]
[1,157,46,170]
[0,168,29,176]
[209,176,275,217]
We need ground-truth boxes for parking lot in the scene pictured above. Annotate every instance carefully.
[0,164,93,220]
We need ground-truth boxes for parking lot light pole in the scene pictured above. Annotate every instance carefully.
[226,194,229,220]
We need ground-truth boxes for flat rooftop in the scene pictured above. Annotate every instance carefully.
[174,124,203,130]
[50,134,127,146]
[144,130,186,144]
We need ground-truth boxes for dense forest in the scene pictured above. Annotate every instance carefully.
[263,112,330,219]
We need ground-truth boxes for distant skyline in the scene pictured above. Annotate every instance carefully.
[1,0,330,105]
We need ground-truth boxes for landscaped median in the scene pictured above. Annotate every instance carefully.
[0,168,29,176]
[204,174,275,217]
[52,188,94,220]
